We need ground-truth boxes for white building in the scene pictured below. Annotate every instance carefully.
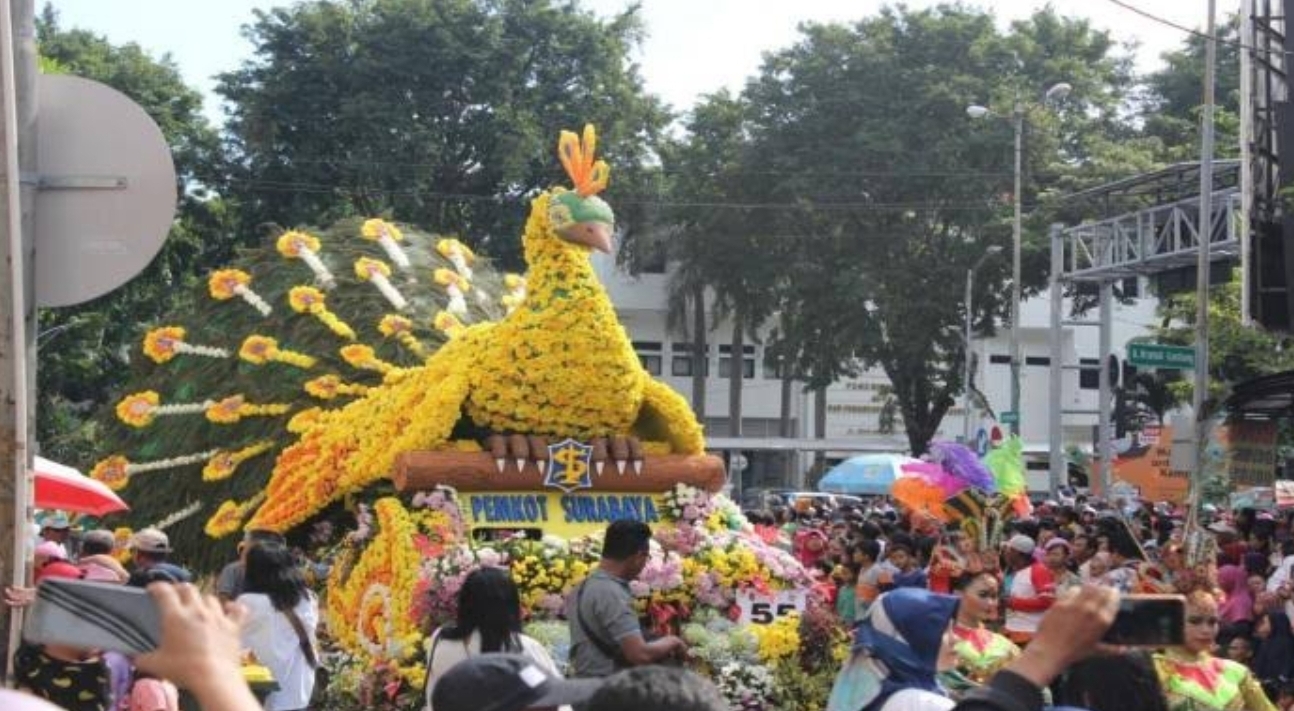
[594,252,1162,496]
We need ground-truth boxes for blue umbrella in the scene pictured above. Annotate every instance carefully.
[818,454,918,496]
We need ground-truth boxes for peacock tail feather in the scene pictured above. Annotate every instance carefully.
[92,217,511,567]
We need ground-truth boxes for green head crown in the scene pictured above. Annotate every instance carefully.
[548,125,615,254]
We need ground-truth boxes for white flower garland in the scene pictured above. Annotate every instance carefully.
[234,284,273,317]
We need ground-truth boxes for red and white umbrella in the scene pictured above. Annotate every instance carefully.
[32,456,129,516]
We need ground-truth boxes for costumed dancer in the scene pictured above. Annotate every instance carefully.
[941,571,1021,700]
[1153,590,1276,711]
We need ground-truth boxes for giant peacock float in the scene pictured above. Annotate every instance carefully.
[90,126,843,710]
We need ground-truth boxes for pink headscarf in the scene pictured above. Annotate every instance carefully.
[1218,564,1254,624]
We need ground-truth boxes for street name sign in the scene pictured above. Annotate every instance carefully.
[1128,343,1195,370]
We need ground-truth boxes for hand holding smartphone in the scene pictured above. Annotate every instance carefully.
[24,578,161,655]
[1101,594,1186,647]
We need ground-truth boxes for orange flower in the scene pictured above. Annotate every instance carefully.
[91,456,130,491]
[208,269,251,300]
[116,391,159,427]
[143,326,185,364]
[276,230,321,258]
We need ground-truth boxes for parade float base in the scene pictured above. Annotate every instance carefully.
[393,450,726,539]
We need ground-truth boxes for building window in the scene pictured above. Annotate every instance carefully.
[1025,356,1051,367]
[989,354,1011,365]
[719,344,756,380]
[1080,358,1099,390]
[763,355,784,380]
[633,341,662,376]
[639,355,662,375]
[671,342,708,377]
[1121,277,1140,298]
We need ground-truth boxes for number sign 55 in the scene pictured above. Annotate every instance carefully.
[736,589,807,625]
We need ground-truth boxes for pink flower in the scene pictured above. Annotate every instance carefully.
[682,504,700,521]
[477,547,501,567]
[629,580,650,597]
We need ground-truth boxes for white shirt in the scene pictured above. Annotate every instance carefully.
[879,689,955,711]
[1268,555,1294,592]
[238,592,320,711]
[424,629,563,711]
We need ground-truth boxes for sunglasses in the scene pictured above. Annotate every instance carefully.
[1186,616,1220,627]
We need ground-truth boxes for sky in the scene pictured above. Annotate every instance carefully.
[48,0,1217,125]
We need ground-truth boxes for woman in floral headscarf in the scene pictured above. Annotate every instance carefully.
[826,587,958,711]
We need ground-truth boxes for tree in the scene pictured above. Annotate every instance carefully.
[1141,15,1241,161]
[1152,269,1294,407]
[216,0,669,269]
[35,8,233,465]
[738,7,1142,453]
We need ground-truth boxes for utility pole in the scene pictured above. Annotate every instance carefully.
[0,0,37,675]
[1188,0,1218,537]
[1009,102,1023,437]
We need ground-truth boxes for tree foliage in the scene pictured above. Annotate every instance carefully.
[216,0,669,268]
[35,7,233,466]
[723,6,1144,453]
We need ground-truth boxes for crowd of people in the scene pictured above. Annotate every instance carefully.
[9,494,1294,711]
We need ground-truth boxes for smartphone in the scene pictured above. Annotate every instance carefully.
[1101,594,1185,647]
[24,578,160,655]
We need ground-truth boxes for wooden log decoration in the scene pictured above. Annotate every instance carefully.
[393,450,727,494]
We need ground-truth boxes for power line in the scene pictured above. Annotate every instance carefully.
[231,155,1014,179]
[207,174,1033,213]
[1104,0,1294,58]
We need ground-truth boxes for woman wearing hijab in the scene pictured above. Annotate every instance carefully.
[1252,612,1294,698]
[827,587,958,711]
[1218,565,1256,644]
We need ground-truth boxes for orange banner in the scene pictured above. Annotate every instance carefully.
[1109,426,1190,503]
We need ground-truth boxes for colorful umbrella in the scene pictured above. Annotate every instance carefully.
[819,454,920,496]
[33,456,129,516]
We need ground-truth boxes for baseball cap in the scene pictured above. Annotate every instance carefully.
[1044,538,1072,553]
[130,528,171,554]
[431,654,602,711]
[1006,534,1036,555]
[1208,521,1238,535]
[39,512,70,530]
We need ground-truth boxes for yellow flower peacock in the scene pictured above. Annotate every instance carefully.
[92,125,705,560]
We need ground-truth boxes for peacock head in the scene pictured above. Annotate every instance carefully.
[547,124,615,254]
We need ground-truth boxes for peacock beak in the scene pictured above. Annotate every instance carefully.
[561,220,614,254]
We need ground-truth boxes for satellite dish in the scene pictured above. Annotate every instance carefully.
[34,74,177,307]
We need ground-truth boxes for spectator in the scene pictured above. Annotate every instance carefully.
[1219,564,1256,643]
[826,587,958,711]
[1152,590,1276,711]
[238,541,319,711]
[78,529,128,583]
[216,529,286,601]
[567,521,686,678]
[1226,635,1256,667]
[425,568,565,710]
[12,562,112,711]
[1042,539,1080,595]
[37,512,71,557]
[1253,612,1294,697]
[126,529,192,587]
[430,653,601,711]
[584,666,726,711]
[1055,651,1168,711]
[1082,552,1111,584]
[1003,535,1053,645]
[853,539,884,618]
[835,560,860,625]
[884,542,927,590]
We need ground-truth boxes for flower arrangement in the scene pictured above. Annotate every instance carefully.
[320,488,826,708]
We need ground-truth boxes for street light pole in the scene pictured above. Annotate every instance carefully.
[967,83,1070,441]
[1010,102,1024,438]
